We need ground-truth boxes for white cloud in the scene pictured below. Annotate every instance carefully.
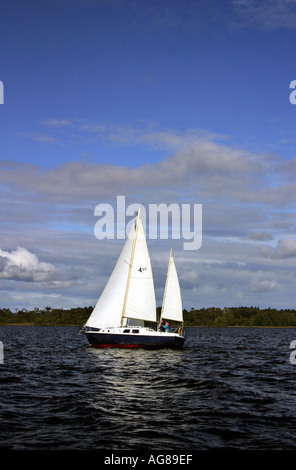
[248,231,274,241]
[251,279,279,292]
[233,0,296,30]
[260,238,296,259]
[20,132,57,143]
[0,247,59,282]
[44,118,74,128]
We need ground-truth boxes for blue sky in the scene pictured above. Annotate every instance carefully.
[1,0,296,311]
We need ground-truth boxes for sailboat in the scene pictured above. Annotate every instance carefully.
[80,208,185,349]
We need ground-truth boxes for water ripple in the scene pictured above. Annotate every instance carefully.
[1,326,296,450]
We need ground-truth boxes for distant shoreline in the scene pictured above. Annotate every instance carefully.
[0,323,81,326]
[1,306,296,328]
[1,323,296,328]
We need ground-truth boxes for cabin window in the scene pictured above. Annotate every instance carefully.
[123,329,130,333]
[132,329,139,334]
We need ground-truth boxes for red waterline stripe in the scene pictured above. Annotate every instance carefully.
[93,343,141,349]
[92,343,161,350]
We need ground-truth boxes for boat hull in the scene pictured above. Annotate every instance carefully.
[82,329,185,349]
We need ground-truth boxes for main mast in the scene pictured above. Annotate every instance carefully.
[120,208,141,327]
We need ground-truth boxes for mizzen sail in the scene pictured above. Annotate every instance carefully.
[161,249,183,323]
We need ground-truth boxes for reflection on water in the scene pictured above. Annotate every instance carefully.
[85,347,188,449]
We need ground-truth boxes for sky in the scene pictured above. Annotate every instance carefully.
[1,0,296,312]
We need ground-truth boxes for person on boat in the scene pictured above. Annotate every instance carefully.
[160,320,170,332]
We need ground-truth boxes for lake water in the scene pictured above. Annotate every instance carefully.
[1,325,296,452]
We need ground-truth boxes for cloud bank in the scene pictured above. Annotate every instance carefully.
[1,124,295,310]
[2,123,293,208]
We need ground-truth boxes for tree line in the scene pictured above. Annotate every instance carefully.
[0,306,93,326]
[0,305,296,327]
[183,306,296,327]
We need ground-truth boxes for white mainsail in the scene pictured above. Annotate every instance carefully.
[85,210,156,329]
[123,217,156,323]
[161,249,183,323]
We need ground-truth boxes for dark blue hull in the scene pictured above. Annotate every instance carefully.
[84,331,185,349]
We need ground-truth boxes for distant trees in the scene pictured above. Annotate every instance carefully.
[0,305,296,327]
[0,306,93,325]
[183,306,296,327]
